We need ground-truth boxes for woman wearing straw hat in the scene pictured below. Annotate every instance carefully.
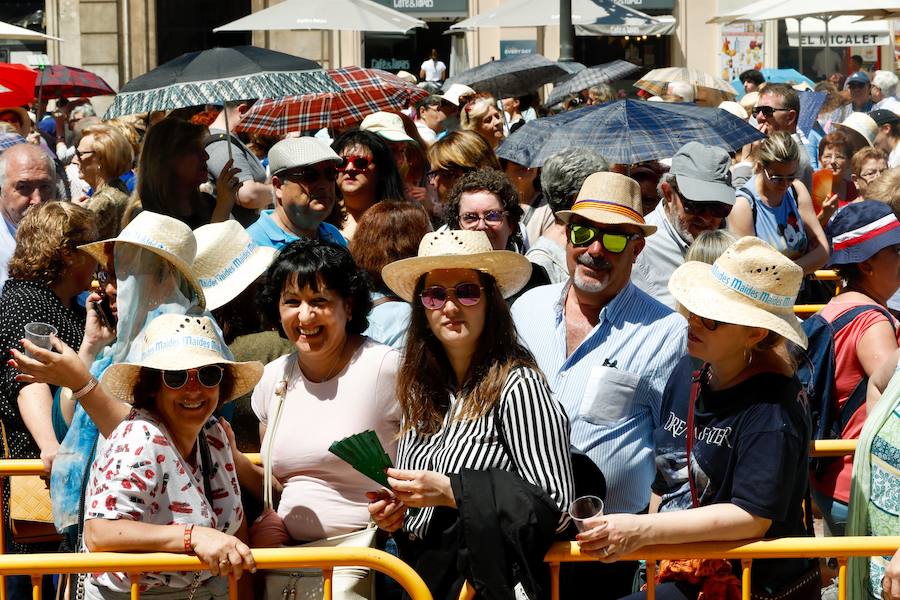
[368,230,574,598]
[577,237,818,600]
[20,313,262,599]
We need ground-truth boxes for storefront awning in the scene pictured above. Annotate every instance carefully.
[449,0,667,33]
[576,13,676,35]
[785,15,890,47]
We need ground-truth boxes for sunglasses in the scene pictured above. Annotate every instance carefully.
[568,224,640,253]
[160,365,224,389]
[279,166,339,185]
[338,155,374,171]
[690,313,722,332]
[751,106,791,118]
[762,166,797,184]
[680,197,732,219]
[459,210,508,227]
[74,148,94,161]
[426,167,471,184]
[420,283,483,310]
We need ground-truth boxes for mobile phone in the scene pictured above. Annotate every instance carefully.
[93,295,116,329]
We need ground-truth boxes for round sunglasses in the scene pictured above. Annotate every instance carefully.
[568,224,640,253]
[160,365,225,389]
[420,283,483,310]
[338,155,374,171]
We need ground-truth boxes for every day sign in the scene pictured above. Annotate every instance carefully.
[371,0,467,16]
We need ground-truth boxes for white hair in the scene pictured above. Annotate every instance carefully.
[667,81,695,103]
[0,144,57,192]
[872,70,899,98]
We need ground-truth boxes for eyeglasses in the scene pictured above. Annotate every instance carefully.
[459,210,508,227]
[690,312,722,332]
[680,197,733,219]
[762,166,797,184]
[426,167,471,184]
[160,365,225,389]
[278,166,339,185]
[338,155,374,171]
[568,223,641,253]
[420,283,484,310]
[74,148,94,161]
[751,106,791,118]
[821,152,848,163]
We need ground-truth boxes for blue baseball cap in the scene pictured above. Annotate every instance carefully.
[825,200,900,266]
[847,71,870,86]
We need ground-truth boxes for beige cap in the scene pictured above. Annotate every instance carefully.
[360,112,415,143]
[440,83,476,106]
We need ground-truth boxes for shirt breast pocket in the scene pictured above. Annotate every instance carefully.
[578,366,640,426]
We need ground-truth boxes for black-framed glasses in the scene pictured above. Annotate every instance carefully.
[160,365,224,389]
[751,106,791,118]
[420,283,483,310]
[338,155,374,171]
[690,312,722,332]
[568,224,641,253]
[74,148,94,161]
[459,210,508,227]
[278,166,339,185]
[680,197,733,219]
[762,166,797,184]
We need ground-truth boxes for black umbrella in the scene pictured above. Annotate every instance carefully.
[545,60,641,107]
[442,54,568,98]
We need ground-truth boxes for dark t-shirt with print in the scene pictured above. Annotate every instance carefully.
[655,368,814,592]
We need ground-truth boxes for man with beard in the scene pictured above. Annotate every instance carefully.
[631,142,735,309]
[246,137,347,249]
[511,172,686,598]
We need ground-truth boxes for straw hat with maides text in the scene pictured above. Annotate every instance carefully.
[381,230,532,303]
[193,221,277,311]
[668,236,807,348]
[78,211,206,309]
[557,171,657,236]
[101,314,264,404]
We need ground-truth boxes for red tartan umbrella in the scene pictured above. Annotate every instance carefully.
[0,63,37,107]
[236,66,430,135]
[35,65,116,98]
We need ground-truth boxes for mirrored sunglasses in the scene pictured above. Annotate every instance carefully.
[420,283,483,310]
[160,365,225,389]
[338,155,374,171]
[568,224,640,253]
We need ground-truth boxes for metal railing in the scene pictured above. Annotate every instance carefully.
[794,270,842,318]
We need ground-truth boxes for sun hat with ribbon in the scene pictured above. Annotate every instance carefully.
[101,313,264,404]
[360,111,415,143]
[193,221,278,311]
[78,211,206,309]
[381,230,532,303]
[668,236,806,348]
[825,200,900,266]
[557,171,657,236]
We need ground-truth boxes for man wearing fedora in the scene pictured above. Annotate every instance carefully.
[245,137,346,251]
[631,142,735,309]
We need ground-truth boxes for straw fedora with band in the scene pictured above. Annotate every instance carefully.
[557,171,657,236]
[836,112,877,148]
[382,230,532,303]
[668,236,807,348]
[193,221,278,311]
[78,211,206,309]
[101,314,264,404]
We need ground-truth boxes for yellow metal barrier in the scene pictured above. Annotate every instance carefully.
[544,537,900,600]
[794,304,826,318]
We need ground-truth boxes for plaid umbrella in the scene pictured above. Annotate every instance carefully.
[497,99,765,167]
[635,67,736,98]
[546,60,640,107]
[35,65,116,98]
[104,45,340,119]
[443,54,568,98]
[0,63,37,106]
[236,66,430,135]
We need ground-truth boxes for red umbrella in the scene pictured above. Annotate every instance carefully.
[237,66,430,135]
[34,65,116,98]
[0,63,37,107]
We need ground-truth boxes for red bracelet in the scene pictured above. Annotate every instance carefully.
[183,523,194,553]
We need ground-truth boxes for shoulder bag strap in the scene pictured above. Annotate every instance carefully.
[685,365,709,509]
[490,394,520,475]
[198,433,214,507]
[262,360,292,511]
[737,186,758,230]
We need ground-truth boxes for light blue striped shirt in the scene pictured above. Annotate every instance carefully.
[511,281,687,513]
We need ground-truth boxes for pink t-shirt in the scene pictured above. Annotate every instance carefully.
[252,339,401,541]
[812,300,899,502]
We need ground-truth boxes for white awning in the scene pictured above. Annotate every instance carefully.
[785,15,890,47]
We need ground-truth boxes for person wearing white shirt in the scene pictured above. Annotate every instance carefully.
[419,49,447,84]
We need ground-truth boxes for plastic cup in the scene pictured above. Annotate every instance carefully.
[24,322,56,357]
[569,495,604,532]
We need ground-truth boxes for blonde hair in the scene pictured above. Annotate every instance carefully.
[81,124,134,182]
[460,95,497,131]
[865,167,900,219]
[756,131,800,168]
[685,229,738,264]
[104,116,146,163]
[428,130,500,171]
[8,202,99,284]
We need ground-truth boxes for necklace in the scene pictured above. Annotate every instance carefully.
[298,337,351,383]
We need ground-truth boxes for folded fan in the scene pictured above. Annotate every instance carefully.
[328,430,393,488]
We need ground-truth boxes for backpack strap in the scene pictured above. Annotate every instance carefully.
[203,132,236,148]
[736,186,758,230]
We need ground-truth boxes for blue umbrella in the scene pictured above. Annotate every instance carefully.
[497,99,765,167]
[730,68,815,97]
[797,90,827,137]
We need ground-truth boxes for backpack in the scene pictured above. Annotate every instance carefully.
[794,305,893,468]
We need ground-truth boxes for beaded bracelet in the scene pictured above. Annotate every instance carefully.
[71,377,98,401]
[183,523,194,553]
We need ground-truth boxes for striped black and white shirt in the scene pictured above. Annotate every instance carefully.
[397,366,575,539]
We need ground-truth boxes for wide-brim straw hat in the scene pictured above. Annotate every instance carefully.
[78,211,206,309]
[101,314,264,404]
[835,112,877,147]
[193,221,277,311]
[557,171,657,236]
[382,230,532,303]
[668,236,807,348]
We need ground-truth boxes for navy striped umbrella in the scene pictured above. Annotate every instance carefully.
[497,99,765,167]
[545,60,640,108]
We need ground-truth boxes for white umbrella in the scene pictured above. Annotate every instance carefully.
[752,0,900,20]
[213,0,425,33]
[707,0,783,24]
[449,0,661,33]
[0,20,62,42]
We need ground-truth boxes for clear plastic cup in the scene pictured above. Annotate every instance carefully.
[569,495,604,532]
[24,322,56,357]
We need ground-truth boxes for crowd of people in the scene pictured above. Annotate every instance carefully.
[0,58,898,600]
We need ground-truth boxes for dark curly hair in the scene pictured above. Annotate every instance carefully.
[331,129,406,203]
[259,237,373,336]
[444,168,524,249]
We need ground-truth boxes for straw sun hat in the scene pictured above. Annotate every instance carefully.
[101,314,264,404]
[668,236,807,348]
[78,211,207,309]
[381,230,532,303]
[557,171,657,236]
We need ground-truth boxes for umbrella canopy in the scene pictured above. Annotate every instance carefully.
[104,45,340,119]
[752,0,900,20]
[214,0,425,33]
[496,99,765,167]
[449,0,660,31]
[635,67,736,98]
[797,90,827,137]
[35,65,116,98]
[0,20,62,41]
[546,60,640,107]
[707,0,782,23]
[730,68,814,96]
[0,63,38,106]
[236,66,430,135]
[443,54,568,98]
